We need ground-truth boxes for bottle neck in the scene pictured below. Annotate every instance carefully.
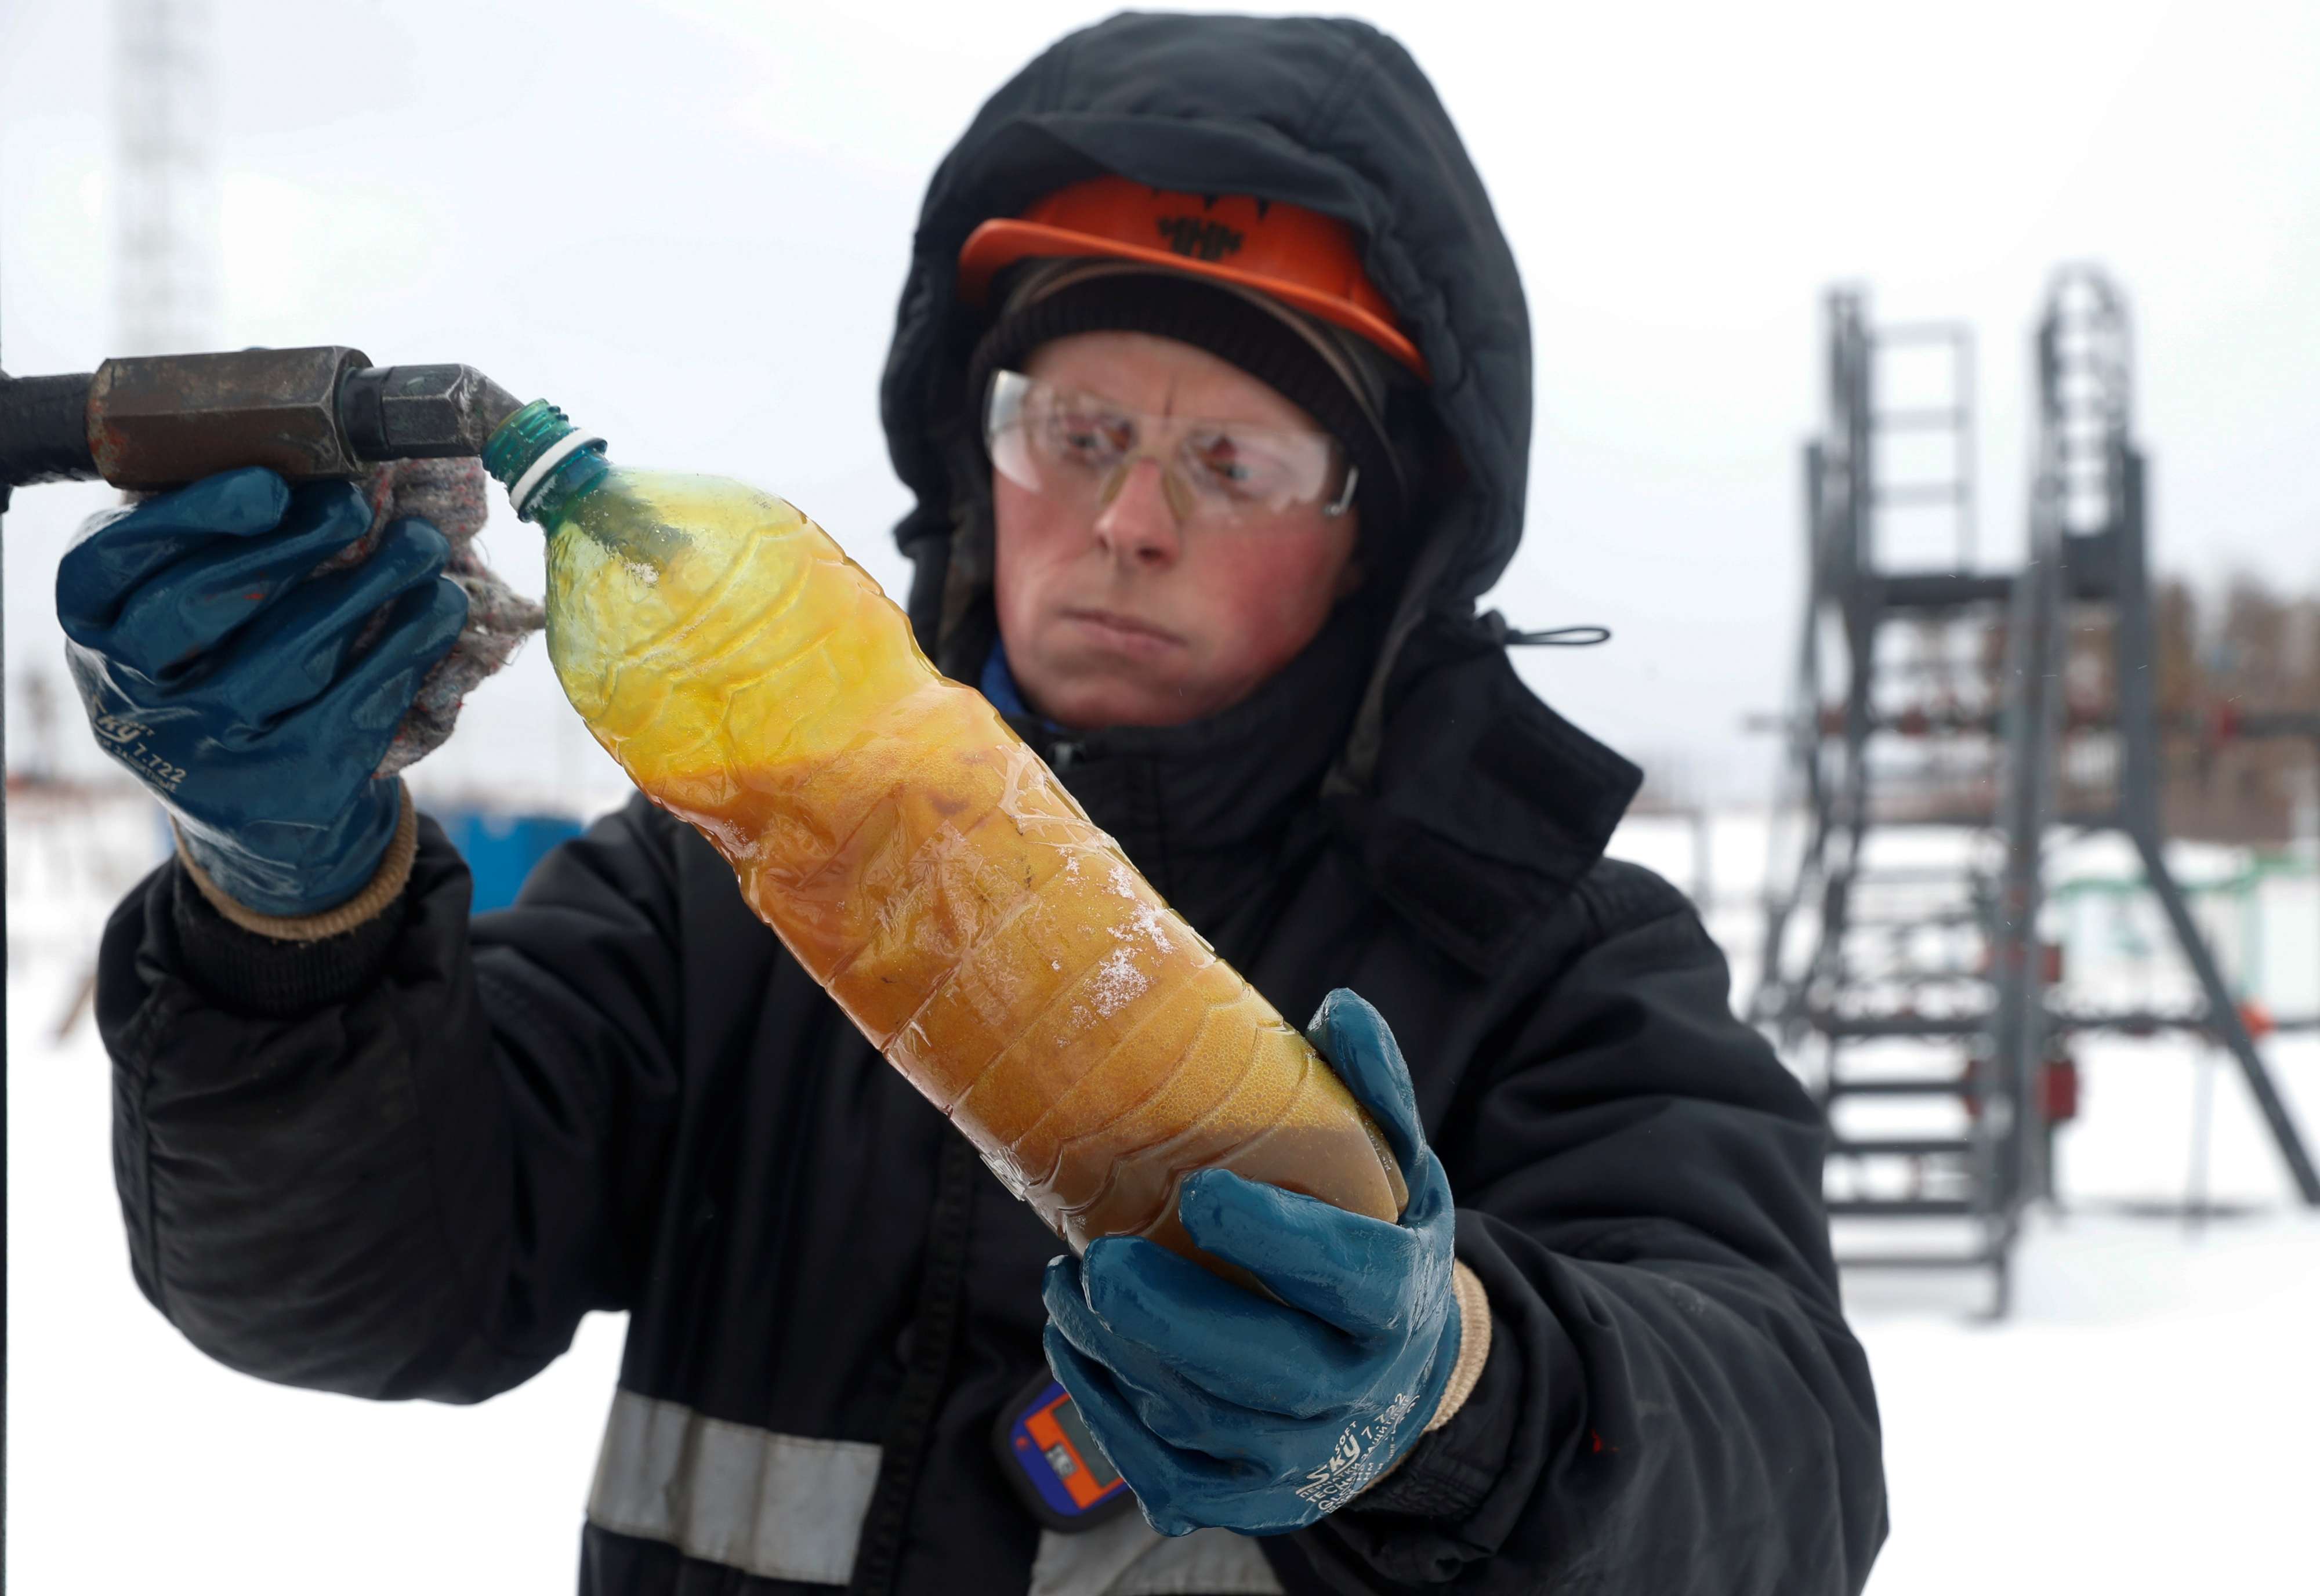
[482,398,610,527]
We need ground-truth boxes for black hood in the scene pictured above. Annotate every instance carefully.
[878,12,1638,970]
[880,11,1532,662]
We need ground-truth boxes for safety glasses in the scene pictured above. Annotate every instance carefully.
[984,369,1357,529]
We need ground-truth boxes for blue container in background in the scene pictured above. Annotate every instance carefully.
[426,807,587,913]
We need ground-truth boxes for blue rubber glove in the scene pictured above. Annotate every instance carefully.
[57,467,467,916]
[1042,989,1461,1536]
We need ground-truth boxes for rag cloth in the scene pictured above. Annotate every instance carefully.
[331,456,545,777]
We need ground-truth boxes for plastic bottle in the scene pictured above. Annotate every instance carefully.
[484,402,1405,1262]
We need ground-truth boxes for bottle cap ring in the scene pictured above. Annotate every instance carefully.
[508,429,606,518]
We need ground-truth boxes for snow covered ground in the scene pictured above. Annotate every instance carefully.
[7,789,2316,1592]
[1615,812,2320,1595]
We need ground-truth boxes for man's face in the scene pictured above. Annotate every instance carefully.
[991,331,1362,730]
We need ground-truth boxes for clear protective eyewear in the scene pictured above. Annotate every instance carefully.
[984,369,1358,529]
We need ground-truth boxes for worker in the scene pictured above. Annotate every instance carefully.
[64,13,1886,1595]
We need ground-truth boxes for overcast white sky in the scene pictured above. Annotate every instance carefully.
[5,0,2318,805]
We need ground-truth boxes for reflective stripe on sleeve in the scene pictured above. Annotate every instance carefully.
[1030,1517,1285,1596]
[586,1388,883,1587]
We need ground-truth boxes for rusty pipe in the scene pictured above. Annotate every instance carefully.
[0,347,523,513]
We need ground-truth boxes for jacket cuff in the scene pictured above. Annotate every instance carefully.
[168,795,429,1019]
[173,783,419,942]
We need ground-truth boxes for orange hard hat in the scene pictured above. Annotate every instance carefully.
[957,175,1429,380]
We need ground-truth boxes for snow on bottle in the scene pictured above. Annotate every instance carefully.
[483,402,1406,1263]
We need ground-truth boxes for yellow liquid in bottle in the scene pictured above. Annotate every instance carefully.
[538,463,1406,1259]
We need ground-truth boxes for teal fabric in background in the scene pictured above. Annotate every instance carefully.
[425,806,586,913]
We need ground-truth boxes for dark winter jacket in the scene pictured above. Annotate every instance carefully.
[96,13,1886,1595]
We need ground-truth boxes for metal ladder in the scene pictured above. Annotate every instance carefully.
[1753,289,2027,1311]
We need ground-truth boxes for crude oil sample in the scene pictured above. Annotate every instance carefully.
[484,402,1406,1258]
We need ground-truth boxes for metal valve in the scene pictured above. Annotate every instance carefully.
[0,347,521,512]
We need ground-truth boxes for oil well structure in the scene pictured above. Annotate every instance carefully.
[1750,266,2320,1314]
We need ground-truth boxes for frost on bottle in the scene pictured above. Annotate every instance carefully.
[484,401,1406,1263]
